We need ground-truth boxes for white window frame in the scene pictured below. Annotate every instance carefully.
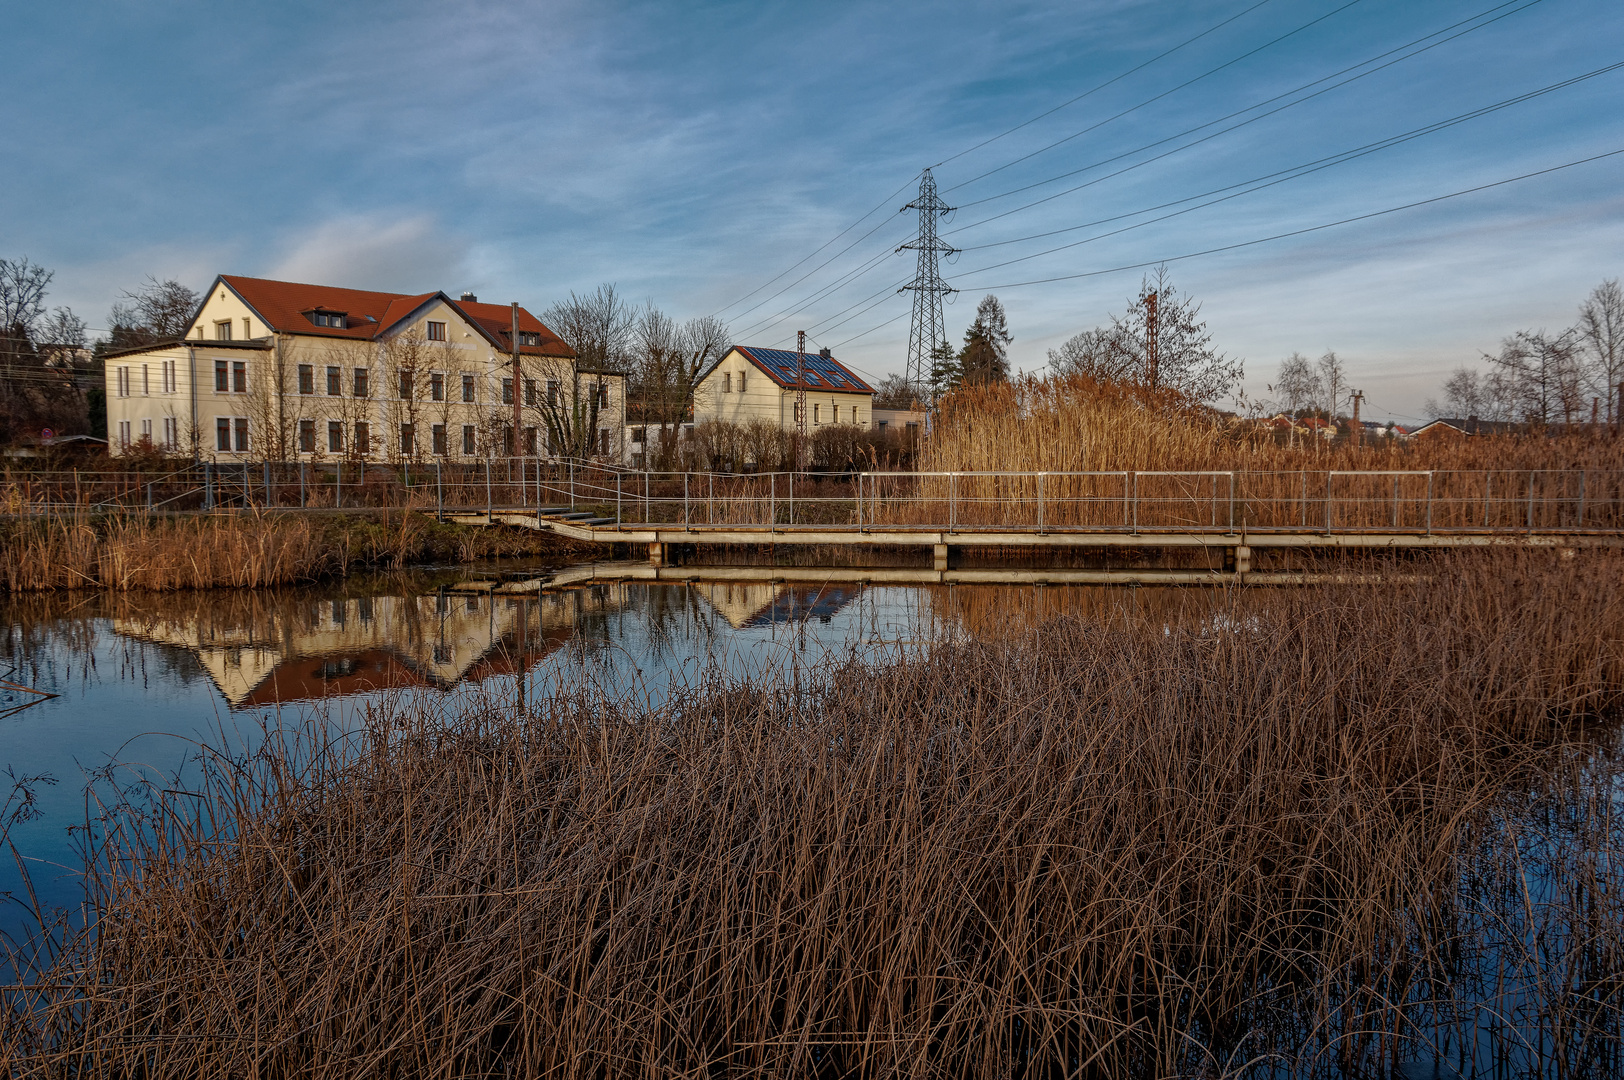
[117,420,131,449]
[163,416,178,449]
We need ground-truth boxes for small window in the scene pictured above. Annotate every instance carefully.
[501,378,513,405]
[461,374,475,403]
[722,373,731,393]
[327,421,344,453]
[353,368,369,398]
[299,419,315,453]
[354,422,370,454]
[398,369,414,400]
[599,428,611,456]
[215,321,232,341]
[298,364,314,395]
[597,383,609,409]
[232,361,247,393]
[142,364,149,396]
[547,379,559,406]
[214,361,228,393]
[813,404,820,424]
[739,371,747,392]
[233,417,249,452]
[462,424,475,455]
[399,423,414,454]
[432,424,447,456]
[431,372,445,402]
[524,378,537,406]
[326,366,341,395]
[216,417,230,451]
[242,317,251,338]
[164,417,178,449]
[523,427,537,456]
[518,331,541,347]
[426,321,446,341]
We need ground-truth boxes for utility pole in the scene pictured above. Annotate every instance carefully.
[1144,291,1159,388]
[510,302,523,459]
[899,169,957,396]
[796,330,808,469]
[1351,389,1363,449]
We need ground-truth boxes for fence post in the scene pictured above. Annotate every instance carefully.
[1038,473,1045,534]
[1528,470,1535,533]
[709,472,714,525]
[242,462,250,508]
[1578,470,1586,529]
[1300,471,1307,528]
[1131,472,1138,535]
[684,473,690,529]
[617,469,622,524]
[1426,471,1434,535]
[1228,472,1235,535]
[770,473,775,533]
[1325,472,1333,534]
[263,461,272,507]
[485,458,493,522]
[857,473,863,530]
[336,461,342,509]
[569,459,576,509]
[789,469,794,526]
[1484,471,1492,528]
[437,460,444,522]
[949,473,957,532]
[146,482,153,513]
[300,462,306,508]
[204,462,213,510]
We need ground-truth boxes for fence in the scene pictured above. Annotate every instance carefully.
[3,462,1621,535]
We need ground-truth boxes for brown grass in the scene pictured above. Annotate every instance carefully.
[0,511,604,593]
[3,550,1621,1077]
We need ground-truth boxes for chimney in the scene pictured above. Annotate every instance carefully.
[459,292,478,303]
[819,347,831,359]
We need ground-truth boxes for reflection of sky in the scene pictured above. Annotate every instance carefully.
[0,580,935,925]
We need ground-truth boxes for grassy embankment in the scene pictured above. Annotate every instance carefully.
[0,510,604,593]
[3,549,1620,1077]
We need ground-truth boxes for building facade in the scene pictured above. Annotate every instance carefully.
[692,346,874,431]
[104,275,625,462]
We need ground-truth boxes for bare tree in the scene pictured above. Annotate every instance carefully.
[1315,351,1348,421]
[1424,366,1489,420]
[1578,279,1624,421]
[871,373,922,410]
[1270,352,1316,416]
[1046,326,1139,384]
[108,278,200,347]
[1486,329,1584,426]
[542,284,634,372]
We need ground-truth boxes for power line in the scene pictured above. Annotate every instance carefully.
[943,0,1545,231]
[929,0,1278,171]
[960,147,1624,290]
[942,0,1369,194]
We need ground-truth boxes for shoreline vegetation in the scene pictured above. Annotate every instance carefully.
[0,510,605,593]
[2,551,1621,1077]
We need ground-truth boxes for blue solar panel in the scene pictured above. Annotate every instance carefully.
[739,347,869,392]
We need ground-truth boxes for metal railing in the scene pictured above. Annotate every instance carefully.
[4,462,1622,535]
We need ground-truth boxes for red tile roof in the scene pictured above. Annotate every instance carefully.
[217,275,575,359]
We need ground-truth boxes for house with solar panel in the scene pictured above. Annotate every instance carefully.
[691,345,875,432]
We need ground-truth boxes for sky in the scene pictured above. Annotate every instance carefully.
[3,0,1622,423]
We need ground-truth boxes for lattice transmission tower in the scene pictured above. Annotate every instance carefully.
[898,168,957,393]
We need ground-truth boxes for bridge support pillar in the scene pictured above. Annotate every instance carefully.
[1234,544,1251,576]
[649,542,665,568]
[933,544,950,572]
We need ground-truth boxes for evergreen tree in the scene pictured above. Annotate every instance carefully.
[928,340,961,399]
[957,295,1012,386]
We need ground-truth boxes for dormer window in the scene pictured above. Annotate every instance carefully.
[517,331,542,347]
[306,309,347,329]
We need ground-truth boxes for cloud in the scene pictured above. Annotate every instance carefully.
[266,215,471,293]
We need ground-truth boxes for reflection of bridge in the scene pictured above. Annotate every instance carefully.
[443,467,1624,574]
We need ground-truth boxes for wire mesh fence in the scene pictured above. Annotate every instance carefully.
[3,461,1621,534]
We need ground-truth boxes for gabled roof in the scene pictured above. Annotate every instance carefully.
[213,275,575,358]
[1410,417,1519,437]
[702,345,874,394]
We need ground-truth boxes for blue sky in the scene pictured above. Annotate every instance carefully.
[4,0,1621,421]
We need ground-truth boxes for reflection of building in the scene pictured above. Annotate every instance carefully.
[691,582,859,629]
[113,585,631,708]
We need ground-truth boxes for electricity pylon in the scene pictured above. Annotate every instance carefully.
[898,168,957,395]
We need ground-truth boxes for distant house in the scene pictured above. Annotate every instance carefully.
[693,345,875,431]
[103,275,626,462]
[1408,416,1517,440]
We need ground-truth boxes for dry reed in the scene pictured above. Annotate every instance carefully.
[3,550,1621,1077]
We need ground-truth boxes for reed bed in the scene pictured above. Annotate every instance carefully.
[3,550,1621,1077]
[0,511,602,593]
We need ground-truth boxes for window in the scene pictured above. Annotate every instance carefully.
[596,383,610,409]
[298,364,314,395]
[163,417,178,449]
[399,423,414,454]
[215,361,228,392]
[630,426,646,445]
[426,320,446,341]
[524,378,537,406]
[326,366,341,395]
[328,421,344,453]
[232,361,247,393]
[233,417,249,452]
[140,418,152,443]
[599,428,611,456]
[518,331,541,347]
[216,417,231,451]
[739,371,747,392]
[398,369,414,400]
[813,404,820,424]
[431,372,445,402]
[547,379,559,406]
[523,427,536,455]
[793,402,802,424]
[501,378,513,405]
[299,419,315,453]
[722,373,731,393]
[354,422,370,455]
[308,311,345,328]
[242,317,251,339]
[547,425,559,455]
[432,424,447,456]
[462,425,475,455]
[117,420,131,448]
[141,364,149,396]
[353,368,369,397]
[162,360,176,393]
[116,366,130,397]
[215,320,232,341]
[461,374,475,403]
[501,425,514,456]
